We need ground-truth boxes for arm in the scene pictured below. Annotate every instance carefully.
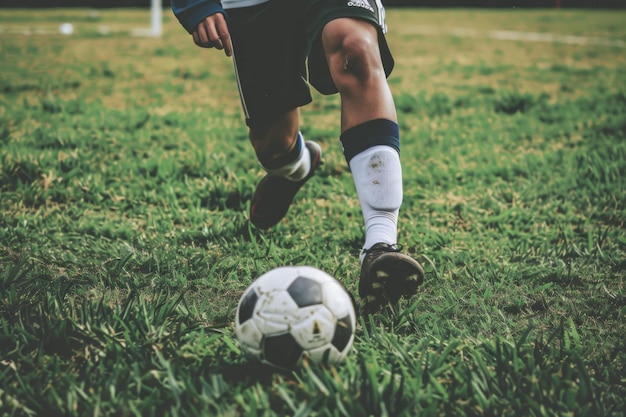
[171,0,232,56]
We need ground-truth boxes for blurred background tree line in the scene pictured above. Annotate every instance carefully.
[0,0,624,8]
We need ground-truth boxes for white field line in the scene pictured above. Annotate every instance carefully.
[0,26,59,35]
[0,25,158,37]
[399,25,626,48]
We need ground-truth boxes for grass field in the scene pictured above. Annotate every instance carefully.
[1,6,626,416]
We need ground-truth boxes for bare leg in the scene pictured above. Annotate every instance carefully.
[321,18,396,132]
[247,108,322,229]
[248,108,301,167]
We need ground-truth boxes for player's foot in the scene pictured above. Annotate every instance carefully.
[250,141,322,230]
[358,243,424,314]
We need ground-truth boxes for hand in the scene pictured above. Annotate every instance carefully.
[192,13,233,57]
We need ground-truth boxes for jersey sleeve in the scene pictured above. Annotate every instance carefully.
[171,0,226,34]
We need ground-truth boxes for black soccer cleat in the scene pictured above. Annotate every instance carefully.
[359,243,424,314]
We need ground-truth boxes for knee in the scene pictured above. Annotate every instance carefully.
[323,20,384,89]
[248,110,300,166]
[250,128,290,166]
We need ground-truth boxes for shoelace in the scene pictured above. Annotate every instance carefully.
[361,243,404,256]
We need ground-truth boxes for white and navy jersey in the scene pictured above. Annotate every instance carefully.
[171,0,258,33]
[172,0,387,34]
[221,0,269,9]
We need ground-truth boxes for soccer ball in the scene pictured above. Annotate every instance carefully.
[235,266,356,369]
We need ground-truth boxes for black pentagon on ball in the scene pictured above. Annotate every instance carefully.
[331,314,353,352]
[238,289,258,324]
[287,276,323,307]
[263,333,303,369]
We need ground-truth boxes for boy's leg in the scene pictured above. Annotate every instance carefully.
[321,18,424,312]
[321,18,396,131]
[227,3,322,229]
[248,108,304,175]
[247,109,322,229]
[322,18,400,251]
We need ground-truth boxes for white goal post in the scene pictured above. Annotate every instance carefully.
[149,0,163,37]
[132,0,163,37]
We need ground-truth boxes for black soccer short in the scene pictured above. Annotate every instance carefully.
[227,0,395,127]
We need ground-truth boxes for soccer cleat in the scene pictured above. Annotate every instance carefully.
[250,141,322,230]
[358,243,424,314]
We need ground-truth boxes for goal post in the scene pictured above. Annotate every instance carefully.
[150,0,163,37]
[131,0,163,37]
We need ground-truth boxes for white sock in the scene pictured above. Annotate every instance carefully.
[349,145,402,261]
[262,132,311,182]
